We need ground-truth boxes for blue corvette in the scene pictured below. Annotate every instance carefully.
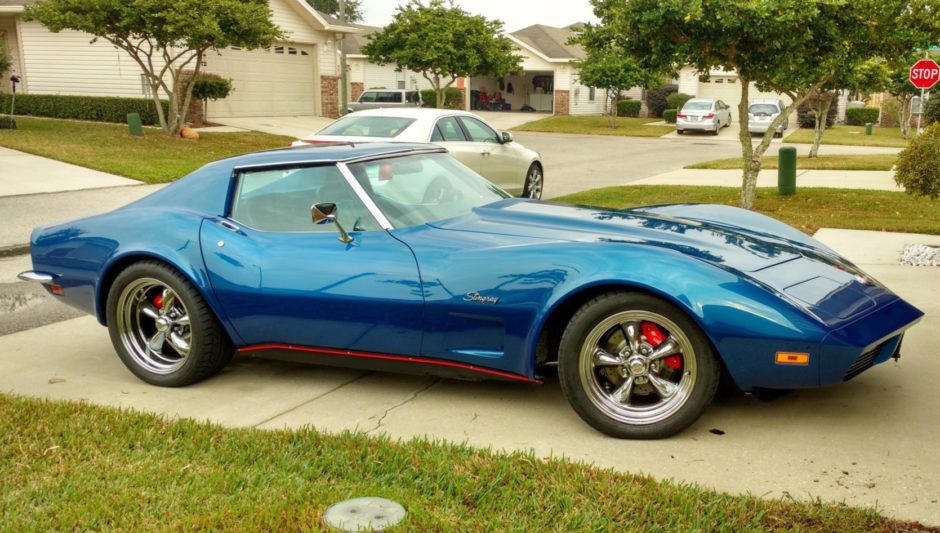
[20,143,923,438]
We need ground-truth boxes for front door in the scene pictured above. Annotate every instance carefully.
[199,163,425,355]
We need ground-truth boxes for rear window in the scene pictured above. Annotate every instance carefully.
[749,103,780,115]
[318,116,416,138]
[682,101,713,111]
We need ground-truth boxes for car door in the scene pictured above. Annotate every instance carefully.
[455,116,524,192]
[199,163,425,355]
[430,115,494,178]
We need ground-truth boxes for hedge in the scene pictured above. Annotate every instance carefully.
[0,93,169,125]
[924,92,940,125]
[663,108,677,124]
[616,99,642,117]
[421,88,463,109]
[644,85,677,118]
[797,93,838,129]
[845,107,880,126]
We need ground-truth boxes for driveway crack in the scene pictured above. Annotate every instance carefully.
[252,372,370,428]
[365,378,440,434]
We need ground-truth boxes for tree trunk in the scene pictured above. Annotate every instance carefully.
[608,93,618,128]
[148,80,168,134]
[433,75,444,109]
[808,93,834,158]
[897,95,913,139]
[737,79,759,209]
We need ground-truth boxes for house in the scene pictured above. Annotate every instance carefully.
[343,23,431,103]
[468,23,643,116]
[0,0,358,119]
[676,66,849,123]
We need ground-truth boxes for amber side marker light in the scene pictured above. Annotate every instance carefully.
[775,352,810,365]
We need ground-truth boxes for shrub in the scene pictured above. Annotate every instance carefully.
[879,98,901,127]
[924,92,940,125]
[895,123,940,198]
[421,88,463,108]
[797,91,838,128]
[616,99,642,117]
[190,73,233,102]
[644,85,677,118]
[663,108,677,124]
[665,92,693,111]
[845,107,880,126]
[0,93,168,125]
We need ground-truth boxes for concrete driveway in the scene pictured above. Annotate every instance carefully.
[1,229,938,526]
[660,120,795,142]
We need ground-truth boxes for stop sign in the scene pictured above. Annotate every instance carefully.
[910,58,940,89]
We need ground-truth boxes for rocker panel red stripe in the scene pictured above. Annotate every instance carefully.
[238,343,542,384]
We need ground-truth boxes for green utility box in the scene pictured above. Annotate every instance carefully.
[865,122,873,136]
[127,113,144,137]
[777,146,797,196]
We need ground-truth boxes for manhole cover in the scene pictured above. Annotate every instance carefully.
[324,497,406,531]
[900,244,940,267]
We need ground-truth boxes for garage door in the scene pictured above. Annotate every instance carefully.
[205,44,317,118]
[697,76,793,122]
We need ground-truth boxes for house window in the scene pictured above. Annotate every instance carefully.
[230,46,242,51]
[714,78,724,84]
[301,50,309,56]
[274,46,284,54]
[288,47,298,55]
[588,87,596,101]
[397,80,406,89]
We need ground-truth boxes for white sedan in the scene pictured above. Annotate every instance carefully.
[293,108,544,199]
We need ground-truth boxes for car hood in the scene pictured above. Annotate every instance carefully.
[431,199,833,274]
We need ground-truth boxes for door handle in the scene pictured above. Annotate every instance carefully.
[218,219,243,233]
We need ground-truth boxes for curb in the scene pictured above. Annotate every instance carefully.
[0,244,30,258]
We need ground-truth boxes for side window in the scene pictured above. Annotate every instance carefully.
[376,92,403,103]
[358,92,376,103]
[432,117,467,142]
[459,117,499,143]
[406,91,420,103]
[231,165,379,233]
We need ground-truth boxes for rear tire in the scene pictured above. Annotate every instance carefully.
[106,260,233,387]
[558,291,719,439]
[522,163,543,200]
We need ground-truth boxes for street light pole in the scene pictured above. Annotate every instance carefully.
[339,0,348,116]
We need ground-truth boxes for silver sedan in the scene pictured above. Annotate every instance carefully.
[676,99,732,135]
[293,108,544,199]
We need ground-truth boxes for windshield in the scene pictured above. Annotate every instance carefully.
[682,101,713,111]
[749,104,780,115]
[347,153,510,228]
[318,116,416,138]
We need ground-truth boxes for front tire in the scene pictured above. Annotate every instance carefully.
[558,292,719,439]
[522,163,543,200]
[106,260,233,387]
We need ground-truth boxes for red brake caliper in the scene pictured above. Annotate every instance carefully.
[641,321,682,370]
[153,294,164,310]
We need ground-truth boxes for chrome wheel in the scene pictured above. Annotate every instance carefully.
[116,277,192,375]
[578,311,696,425]
[523,164,543,199]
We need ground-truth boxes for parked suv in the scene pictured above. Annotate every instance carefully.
[747,99,789,137]
[349,89,422,113]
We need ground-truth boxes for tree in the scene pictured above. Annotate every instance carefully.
[305,0,363,22]
[571,23,657,128]
[25,0,282,137]
[590,0,938,209]
[806,59,890,158]
[364,0,521,108]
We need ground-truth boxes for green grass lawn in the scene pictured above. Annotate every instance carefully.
[784,125,910,148]
[557,186,940,235]
[0,393,914,531]
[687,154,898,171]
[514,115,674,137]
[0,117,294,184]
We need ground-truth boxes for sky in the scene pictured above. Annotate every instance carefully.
[359,0,598,32]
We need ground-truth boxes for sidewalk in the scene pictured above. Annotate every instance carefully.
[633,168,901,191]
[0,147,140,197]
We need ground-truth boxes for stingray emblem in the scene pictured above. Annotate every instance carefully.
[464,291,499,304]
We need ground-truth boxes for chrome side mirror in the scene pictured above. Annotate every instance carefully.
[311,202,353,244]
[500,131,513,144]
